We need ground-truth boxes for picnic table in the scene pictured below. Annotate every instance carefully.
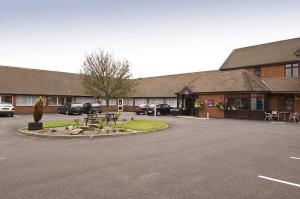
[279,111,290,121]
[104,112,120,124]
[84,112,120,125]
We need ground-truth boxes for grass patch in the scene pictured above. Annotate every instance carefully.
[21,120,76,130]
[113,120,167,132]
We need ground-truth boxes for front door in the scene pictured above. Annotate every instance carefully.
[118,98,123,112]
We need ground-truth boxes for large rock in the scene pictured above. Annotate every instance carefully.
[70,129,83,135]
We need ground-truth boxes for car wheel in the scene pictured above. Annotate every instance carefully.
[79,112,82,115]
[136,112,140,115]
[10,114,14,117]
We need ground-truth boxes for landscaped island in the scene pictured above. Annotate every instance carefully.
[19,119,168,138]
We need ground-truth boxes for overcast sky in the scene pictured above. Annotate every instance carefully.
[0,0,300,78]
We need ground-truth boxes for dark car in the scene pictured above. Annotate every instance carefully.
[135,104,150,115]
[83,103,102,114]
[148,104,173,116]
[57,102,83,115]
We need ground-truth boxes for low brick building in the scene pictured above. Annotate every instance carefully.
[0,37,299,119]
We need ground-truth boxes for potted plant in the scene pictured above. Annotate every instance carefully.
[28,97,44,130]
[194,99,204,117]
[215,102,224,110]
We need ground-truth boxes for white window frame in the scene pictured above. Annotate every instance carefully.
[16,96,41,106]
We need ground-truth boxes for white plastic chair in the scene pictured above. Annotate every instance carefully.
[289,112,299,123]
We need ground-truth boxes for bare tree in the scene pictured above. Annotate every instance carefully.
[81,50,135,112]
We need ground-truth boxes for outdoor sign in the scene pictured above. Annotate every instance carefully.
[207,99,214,107]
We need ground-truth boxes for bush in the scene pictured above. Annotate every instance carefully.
[33,97,43,122]
[98,120,104,129]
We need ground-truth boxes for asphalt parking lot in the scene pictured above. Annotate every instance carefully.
[0,113,299,199]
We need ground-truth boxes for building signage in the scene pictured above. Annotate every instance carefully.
[207,99,214,107]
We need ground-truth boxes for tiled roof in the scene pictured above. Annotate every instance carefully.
[220,37,300,70]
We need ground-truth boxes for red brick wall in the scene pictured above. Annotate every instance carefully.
[198,95,224,118]
[261,65,285,78]
[294,96,300,112]
[15,106,59,114]
[247,65,285,78]
[267,95,278,111]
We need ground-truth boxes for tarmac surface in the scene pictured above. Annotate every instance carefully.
[0,113,299,199]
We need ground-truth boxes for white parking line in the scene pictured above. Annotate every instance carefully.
[258,175,300,188]
[290,157,300,160]
[0,157,5,160]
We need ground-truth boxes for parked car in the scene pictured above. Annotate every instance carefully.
[0,102,15,117]
[57,102,83,115]
[83,103,102,114]
[135,104,150,115]
[147,104,173,115]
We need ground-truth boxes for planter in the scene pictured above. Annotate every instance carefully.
[28,122,43,131]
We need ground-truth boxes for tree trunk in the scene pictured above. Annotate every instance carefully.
[106,99,109,113]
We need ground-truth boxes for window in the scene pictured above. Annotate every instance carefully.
[278,95,294,111]
[123,98,133,106]
[74,97,95,104]
[226,98,248,110]
[286,63,299,77]
[254,67,261,77]
[58,97,65,105]
[149,98,164,105]
[165,98,177,108]
[109,99,116,105]
[251,94,264,111]
[46,96,58,106]
[16,96,41,106]
[135,98,147,105]
[0,95,13,104]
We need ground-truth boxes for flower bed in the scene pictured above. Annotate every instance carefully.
[19,119,168,138]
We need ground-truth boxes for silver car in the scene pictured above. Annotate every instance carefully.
[0,102,15,117]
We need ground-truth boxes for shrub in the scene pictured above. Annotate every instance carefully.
[33,97,43,122]
[74,119,80,128]
[98,120,104,129]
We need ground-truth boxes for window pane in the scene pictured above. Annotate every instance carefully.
[149,98,164,104]
[109,99,116,105]
[74,97,95,104]
[292,66,298,77]
[46,96,58,106]
[165,98,177,107]
[58,97,65,105]
[227,98,248,110]
[135,98,147,105]
[16,96,40,106]
[286,67,292,77]
[1,96,13,104]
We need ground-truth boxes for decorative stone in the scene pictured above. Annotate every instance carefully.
[89,124,99,128]
[70,129,83,135]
